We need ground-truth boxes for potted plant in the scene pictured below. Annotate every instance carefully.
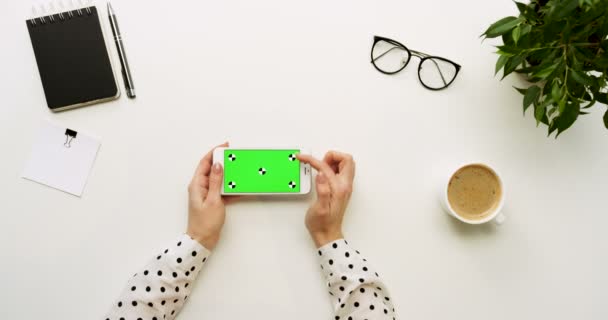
[481,0,608,137]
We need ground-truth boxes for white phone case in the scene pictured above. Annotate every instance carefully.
[212,147,312,195]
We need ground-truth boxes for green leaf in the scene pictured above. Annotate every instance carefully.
[542,22,563,40]
[558,98,567,113]
[582,100,595,109]
[516,1,539,21]
[597,92,608,105]
[512,25,522,44]
[548,121,559,136]
[482,16,522,38]
[502,54,526,79]
[563,21,572,42]
[495,55,509,76]
[544,62,566,88]
[572,46,595,64]
[551,81,562,103]
[496,45,522,55]
[520,24,532,38]
[570,69,594,86]
[595,57,608,69]
[514,64,541,75]
[549,0,580,20]
[582,90,594,102]
[604,109,608,129]
[514,86,527,95]
[530,63,558,80]
[514,1,527,15]
[535,97,551,126]
[501,32,514,46]
[523,85,541,113]
[552,101,581,137]
[548,106,558,118]
[578,7,604,25]
[535,106,545,126]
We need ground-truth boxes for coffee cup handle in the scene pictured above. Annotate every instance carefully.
[494,212,506,225]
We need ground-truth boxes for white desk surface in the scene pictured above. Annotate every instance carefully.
[1,0,607,319]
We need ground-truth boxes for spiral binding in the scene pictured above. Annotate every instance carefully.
[29,0,95,27]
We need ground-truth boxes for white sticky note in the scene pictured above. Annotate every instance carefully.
[22,121,101,197]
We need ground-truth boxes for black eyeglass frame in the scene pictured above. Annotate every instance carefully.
[370,36,462,91]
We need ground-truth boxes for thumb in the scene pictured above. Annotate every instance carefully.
[315,172,331,208]
[207,163,224,201]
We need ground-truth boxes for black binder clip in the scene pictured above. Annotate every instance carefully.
[64,129,77,148]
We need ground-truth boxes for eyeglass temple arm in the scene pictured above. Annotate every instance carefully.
[410,50,448,86]
[371,46,403,63]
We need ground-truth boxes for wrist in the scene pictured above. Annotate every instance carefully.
[186,230,219,251]
[309,230,344,248]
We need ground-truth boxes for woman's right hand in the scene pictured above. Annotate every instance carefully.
[297,151,356,248]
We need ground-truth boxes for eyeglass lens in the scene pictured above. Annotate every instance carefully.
[371,40,410,73]
[418,58,458,89]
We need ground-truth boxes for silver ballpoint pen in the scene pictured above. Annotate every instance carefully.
[107,2,136,98]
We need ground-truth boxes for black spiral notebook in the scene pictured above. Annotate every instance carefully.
[27,5,119,111]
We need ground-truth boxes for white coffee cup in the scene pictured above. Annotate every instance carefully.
[439,163,506,225]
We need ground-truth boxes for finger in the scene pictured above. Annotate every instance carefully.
[323,150,355,179]
[321,153,339,173]
[195,142,229,178]
[206,162,224,201]
[297,154,336,180]
[315,172,331,208]
[323,150,353,170]
[200,184,209,200]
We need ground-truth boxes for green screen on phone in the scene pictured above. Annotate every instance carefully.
[223,149,301,193]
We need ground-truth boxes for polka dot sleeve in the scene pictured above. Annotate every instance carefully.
[104,234,211,320]
[318,239,396,320]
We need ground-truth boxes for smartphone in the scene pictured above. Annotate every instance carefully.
[213,148,312,195]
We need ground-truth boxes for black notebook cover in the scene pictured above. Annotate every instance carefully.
[27,6,119,111]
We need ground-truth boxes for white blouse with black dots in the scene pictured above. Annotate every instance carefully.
[104,236,396,320]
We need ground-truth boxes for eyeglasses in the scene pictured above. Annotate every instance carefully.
[371,36,461,90]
